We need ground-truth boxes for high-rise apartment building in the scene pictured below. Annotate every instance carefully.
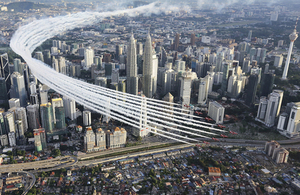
[106,127,127,149]
[84,127,95,153]
[63,97,76,120]
[83,110,91,126]
[272,147,289,164]
[95,128,106,151]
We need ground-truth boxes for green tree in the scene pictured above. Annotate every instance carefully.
[51,149,61,157]
[137,136,142,142]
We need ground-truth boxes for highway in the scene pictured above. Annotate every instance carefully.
[75,143,192,167]
[21,171,36,195]
[0,156,75,173]
[2,138,300,174]
[77,142,166,160]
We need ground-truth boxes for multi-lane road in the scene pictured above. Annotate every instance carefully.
[0,156,76,173]
[21,171,36,195]
[3,138,300,174]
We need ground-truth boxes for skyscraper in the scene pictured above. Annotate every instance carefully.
[15,120,24,140]
[27,104,40,130]
[285,102,300,138]
[191,33,196,46]
[8,132,16,147]
[16,107,28,132]
[137,42,143,55]
[95,128,106,151]
[9,98,20,109]
[84,127,95,152]
[55,107,65,129]
[274,55,283,68]
[174,33,180,51]
[208,101,225,124]
[115,45,123,61]
[256,90,284,127]
[126,34,138,95]
[0,78,8,105]
[198,76,209,106]
[10,72,27,107]
[4,111,15,133]
[51,98,63,124]
[106,127,127,149]
[63,97,76,120]
[179,71,194,109]
[215,52,224,72]
[58,56,66,74]
[0,53,11,101]
[34,128,47,151]
[13,58,21,73]
[34,129,42,152]
[245,74,259,107]
[40,103,54,133]
[221,63,229,92]
[94,55,103,70]
[83,110,91,126]
[143,33,154,98]
[260,73,275,97]
[40,90,48,104]
[0,113,6,135]
[43,49,51,65]
[282,28,298,80]
[247,30,252,42]
[35,52,44,62]
[30,94,39,105]
[84,47,94,69]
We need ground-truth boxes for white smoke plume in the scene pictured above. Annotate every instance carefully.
[11,0,281,143]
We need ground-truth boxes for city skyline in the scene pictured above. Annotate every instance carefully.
[1,0,300,194]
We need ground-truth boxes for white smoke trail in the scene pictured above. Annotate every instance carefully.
[10,2,231,144]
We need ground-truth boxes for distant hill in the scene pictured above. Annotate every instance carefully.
[6,1,48,12]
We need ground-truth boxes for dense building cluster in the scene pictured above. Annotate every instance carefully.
[84,127,127,153]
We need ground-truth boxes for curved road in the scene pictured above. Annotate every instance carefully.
[18,171,35,195]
